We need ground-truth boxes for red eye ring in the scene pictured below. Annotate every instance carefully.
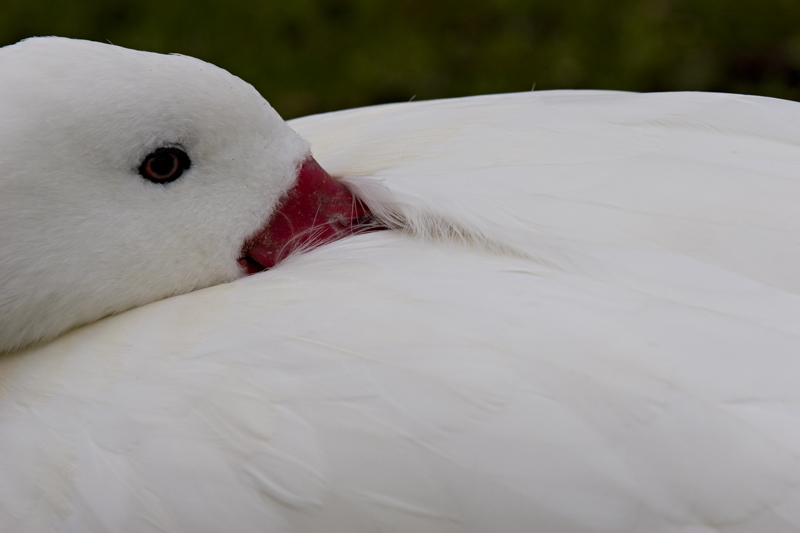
[139,147,191,184]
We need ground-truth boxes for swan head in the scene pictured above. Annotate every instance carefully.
[0,37,370,352]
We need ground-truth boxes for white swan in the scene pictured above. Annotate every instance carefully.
[3,37,800,532]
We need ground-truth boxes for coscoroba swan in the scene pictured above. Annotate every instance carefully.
[3,37,800,532]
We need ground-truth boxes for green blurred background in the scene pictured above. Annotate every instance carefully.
[2,0,799,119]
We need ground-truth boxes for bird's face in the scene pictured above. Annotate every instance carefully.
[0,38,368,352]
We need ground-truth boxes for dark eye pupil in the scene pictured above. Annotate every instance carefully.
[150,153,177,177]
[139,147,191,184]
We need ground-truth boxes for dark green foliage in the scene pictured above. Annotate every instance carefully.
[2,0,799,118]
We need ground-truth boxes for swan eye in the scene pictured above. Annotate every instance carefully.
[139,147,191,183]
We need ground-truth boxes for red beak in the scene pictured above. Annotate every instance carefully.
[238,156,375,274]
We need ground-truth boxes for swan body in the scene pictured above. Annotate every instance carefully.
[3,38,800,532]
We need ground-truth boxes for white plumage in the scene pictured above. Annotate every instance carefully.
[3,38,800,532]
